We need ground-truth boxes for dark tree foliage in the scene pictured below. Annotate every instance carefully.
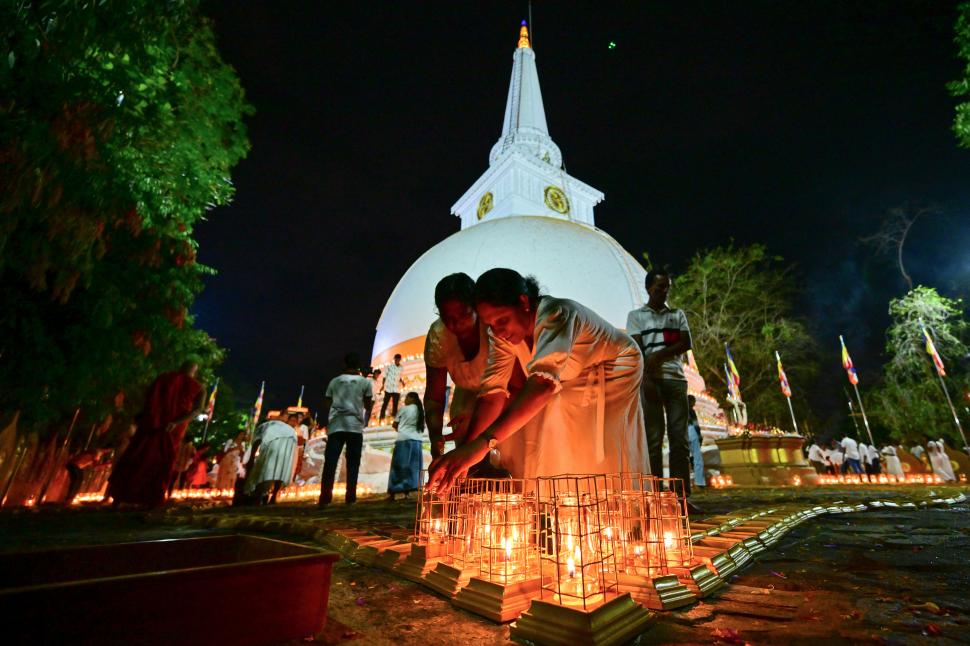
[0,0,252,432]
[670,243,819,428]
[951,2,970,147]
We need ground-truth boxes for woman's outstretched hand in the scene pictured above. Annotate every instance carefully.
[426,437,489,493]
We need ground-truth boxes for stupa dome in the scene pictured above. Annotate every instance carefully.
[371,215,646,364]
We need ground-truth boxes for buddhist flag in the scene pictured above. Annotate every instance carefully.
[297,385,304,408]
[724,363,738,400]
[725,344,742,399]
[775,351,792,398]
[839,335,859,385]
[252,381,266,426]
[920,322,946,377]
[205,378,219,418]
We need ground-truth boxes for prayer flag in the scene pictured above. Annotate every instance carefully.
[725,344,742,400]
[776,351,792,398]
[921,322,946,377]
[252,381,265,427]
[839,335,859,385]
[205,378,219,418]
[297,384,304,408]
[724,363,738,401]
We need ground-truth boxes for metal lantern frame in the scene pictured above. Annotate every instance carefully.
[463,477,538,583]
[534,474,617,610]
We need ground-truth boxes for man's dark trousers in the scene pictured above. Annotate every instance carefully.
[642,376,691,496]
[319,432,363,504]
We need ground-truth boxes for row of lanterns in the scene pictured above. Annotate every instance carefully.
[815,472,965,485]
[403,473,692,641]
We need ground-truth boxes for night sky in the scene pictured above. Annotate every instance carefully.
[195,1,970,424]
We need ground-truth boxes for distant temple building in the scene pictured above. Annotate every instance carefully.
[371,23,718,421]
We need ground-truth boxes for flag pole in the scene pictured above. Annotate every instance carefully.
[785,395,799,435]
[843,386,862,437]
[934,369,969,458]
[851,383,875,447]
[201,378,219,444]
[201,413,212,444]
[920,320,970,457]
[775,351,798,434]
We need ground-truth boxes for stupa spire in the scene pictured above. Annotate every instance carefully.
[452,21,603,230]
[489,21,562,168]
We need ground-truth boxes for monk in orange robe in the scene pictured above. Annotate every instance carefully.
[107,361,205,508]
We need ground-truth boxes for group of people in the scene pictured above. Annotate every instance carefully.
[329,266,702,511]
[913,439,959,482]
[807,436,888,476]
[807,435,959,482]
[106,265,705,510]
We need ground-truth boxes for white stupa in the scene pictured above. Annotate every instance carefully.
[367,21,723,434]
[372,22,647,372]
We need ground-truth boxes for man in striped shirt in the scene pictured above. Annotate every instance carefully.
[626,269,697,510]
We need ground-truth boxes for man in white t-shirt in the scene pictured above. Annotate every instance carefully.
[840,435,863,474]
[379,354,404,423]
[319,353,374,506]
[807,441,827,474]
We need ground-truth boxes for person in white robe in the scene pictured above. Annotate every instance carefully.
[866,443,882,475]
[428,268,648,490]
[928,440,956,482]
[244,413,298,503]
[881,445,904,478]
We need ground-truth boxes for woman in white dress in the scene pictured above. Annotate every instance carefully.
[428,268,648,490]
[880,444,904,478]
[388,392,426,500]
[424,273,495,458]
[928,440,956,482]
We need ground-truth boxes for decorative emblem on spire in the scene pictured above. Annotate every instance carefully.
[518,20,531,49]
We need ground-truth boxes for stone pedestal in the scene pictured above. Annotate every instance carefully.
[714,435,819,486]
[453,576,543,623]
[511,592,653,646]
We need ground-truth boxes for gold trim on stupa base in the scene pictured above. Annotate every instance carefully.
[374,543,413,570]
[616,572,696,610]
[670,563,725,598]
[511,592,654,646]
[453,575,543,623]
[394,542,446,583]
[424,562,475,598]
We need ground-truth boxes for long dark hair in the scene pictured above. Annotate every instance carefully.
[405,392,424,431]
[434,273,476,310]
[474,268,542,309]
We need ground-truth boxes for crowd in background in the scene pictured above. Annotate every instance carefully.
[806,435,959,482]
